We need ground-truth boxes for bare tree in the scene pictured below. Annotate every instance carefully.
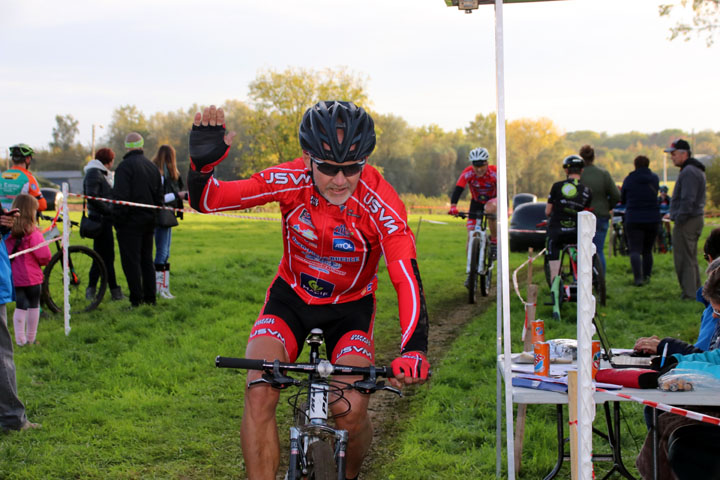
[659,0,720,46]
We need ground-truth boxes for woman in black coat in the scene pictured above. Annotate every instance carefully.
[621,155,661,286]
[83,148,123,300]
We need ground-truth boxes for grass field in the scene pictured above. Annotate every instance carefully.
[1,211,715,479]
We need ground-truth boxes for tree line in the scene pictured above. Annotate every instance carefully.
[26,67,720,204]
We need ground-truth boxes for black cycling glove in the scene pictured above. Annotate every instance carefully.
[651,354,679,375]
[189,124,230,174]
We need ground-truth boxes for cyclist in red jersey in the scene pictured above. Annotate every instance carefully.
[448,147,498,257]
[187,102,430,480]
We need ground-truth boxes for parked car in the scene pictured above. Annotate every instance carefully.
[41,187,63,211]
[509,202,547,252]
[512,193,537,210]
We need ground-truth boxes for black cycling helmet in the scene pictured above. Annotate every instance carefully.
[659,185,669,193]
[563,154,585,170]
[9,143,34,159]
[299,101,376,163]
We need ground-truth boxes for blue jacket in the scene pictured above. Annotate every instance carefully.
[620,167,661,224]
[0,230,14,304]
[672,349,720,382]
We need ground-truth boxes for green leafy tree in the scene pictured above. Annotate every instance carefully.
[506,117,565,197]
[372,113,416,193]
[659,0,720,46]
[50,114,79,152]
[245,67,369,171]
[411,125,457,197]
[104,105,153,159]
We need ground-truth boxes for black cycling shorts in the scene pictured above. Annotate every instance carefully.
[546,229,576,261]
[249,277,376,364]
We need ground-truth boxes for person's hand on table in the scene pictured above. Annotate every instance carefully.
[633,335,660,354]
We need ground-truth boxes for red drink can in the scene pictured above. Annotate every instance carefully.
[534,341,550,377]
[531,320,545,344]
[592,340,601,379]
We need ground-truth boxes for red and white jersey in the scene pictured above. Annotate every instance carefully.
[194,158,428,353]
[455,165,497,204]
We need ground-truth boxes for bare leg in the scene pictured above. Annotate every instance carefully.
[240,337,288,480]
[485,199,498,241]
[330,354,373,479]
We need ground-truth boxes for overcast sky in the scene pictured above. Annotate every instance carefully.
[1,0,717,155]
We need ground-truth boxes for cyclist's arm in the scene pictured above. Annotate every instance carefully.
[449,185,464,206]
[545,203,553,217]
[27,176,47,212]
[386,257,429,354]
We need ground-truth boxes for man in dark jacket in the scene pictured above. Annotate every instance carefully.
[113,133,162,307]
[665,139,706,300]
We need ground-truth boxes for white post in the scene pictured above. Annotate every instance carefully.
[576,211,596,479]
[493,0,516,478]
[62,183,71,335]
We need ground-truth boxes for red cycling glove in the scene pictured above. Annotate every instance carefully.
[448,205,459,216]
[391,351,430,380]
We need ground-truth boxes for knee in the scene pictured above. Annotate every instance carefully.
[333,396,370,435]
[244,386,280,422]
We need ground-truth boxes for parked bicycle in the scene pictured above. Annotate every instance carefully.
[216,328,401,480]
[543,241,606,322]
[39,209,107,313]
[455,211,495,304]
[609,208,628,257]
[654,218,672,254]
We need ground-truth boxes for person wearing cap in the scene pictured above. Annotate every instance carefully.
[665,138,706,300]
[578,144,620,275]
[112,133,163,307]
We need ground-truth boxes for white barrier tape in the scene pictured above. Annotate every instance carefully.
[511,247,546,306]
[67,192,280,222]
[596,388,720,426]
[8,236,61,259]
[509,228,547,234]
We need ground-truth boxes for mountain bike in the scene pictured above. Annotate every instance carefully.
[654,218,672,254]
[543,242,606,322]
[39,209,107,313]
[456,211,495,304]
[216,328,401,480]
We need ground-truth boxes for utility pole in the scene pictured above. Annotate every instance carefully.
[91,124,104,160]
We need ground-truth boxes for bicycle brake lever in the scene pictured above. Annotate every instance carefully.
[378,383,402,397]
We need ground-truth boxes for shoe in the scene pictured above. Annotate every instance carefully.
[110,287,125,301]
[634,278,644,287]
[489,241,497,260]
[85,287,96,300]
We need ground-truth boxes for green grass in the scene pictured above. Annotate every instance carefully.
[2,212,715,479]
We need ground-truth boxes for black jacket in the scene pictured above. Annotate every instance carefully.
[83,160,113,221]
[621,167,661,224]
[112,150,163,228]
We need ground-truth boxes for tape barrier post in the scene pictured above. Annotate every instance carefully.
[62,183,71,335]
[577,211,596,479]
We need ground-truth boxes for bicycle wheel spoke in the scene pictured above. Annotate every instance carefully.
[43,246,108,313]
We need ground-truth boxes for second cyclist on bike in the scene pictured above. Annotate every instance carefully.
[545,155,592,291]
[448,147,498,258]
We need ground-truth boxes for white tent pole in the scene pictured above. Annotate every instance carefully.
[577,211,596,478]
[493,0,516,478]
[496,254,503,477]
[62,182,71,336]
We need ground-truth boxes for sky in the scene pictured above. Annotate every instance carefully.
[1,0,718,156]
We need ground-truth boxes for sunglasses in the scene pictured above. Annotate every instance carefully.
[472,161,488,167]
[311,156,366,177]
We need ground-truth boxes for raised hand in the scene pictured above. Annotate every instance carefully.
[189,105,237,173]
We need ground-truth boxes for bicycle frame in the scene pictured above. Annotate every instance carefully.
[465,214,489,276]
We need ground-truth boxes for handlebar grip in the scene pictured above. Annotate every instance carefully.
[215,356,265,370]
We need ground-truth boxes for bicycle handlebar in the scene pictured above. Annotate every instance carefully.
[215,356,395,378]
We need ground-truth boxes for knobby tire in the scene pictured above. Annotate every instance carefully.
[42,245,108,313]
[306,440,336,480]
[468,236,480,304]
[480,238,492,297]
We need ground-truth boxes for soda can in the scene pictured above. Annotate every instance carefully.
[534,341,550,377]
[531,320,545,344]
[592,340,601,379]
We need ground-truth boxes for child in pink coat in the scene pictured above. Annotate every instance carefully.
[5,194,51,345]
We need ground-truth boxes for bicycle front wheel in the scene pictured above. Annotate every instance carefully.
[480,240,493,297]
[306,440,337,480]
[467,236,480,304]
[42,245,108,313]
[592,253,606,307]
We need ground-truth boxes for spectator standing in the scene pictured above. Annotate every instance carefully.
[5,195,51,345]
[152,145,186,300]
[112,133,162,307]
[1,144,46,212]
[579,144,620,274]
[83,148,124,301]
[621,155,661,286]
[0,207,40,432]
[666,139,706,300]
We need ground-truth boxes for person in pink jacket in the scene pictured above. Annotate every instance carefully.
[5,194,51,346]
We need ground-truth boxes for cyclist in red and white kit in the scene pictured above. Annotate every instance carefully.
[448,147,498,257]
[187,102,430,480]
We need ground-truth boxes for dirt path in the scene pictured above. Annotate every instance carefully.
[361,295,495,478]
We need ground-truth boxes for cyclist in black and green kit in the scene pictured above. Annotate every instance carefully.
[545,155,592,315]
